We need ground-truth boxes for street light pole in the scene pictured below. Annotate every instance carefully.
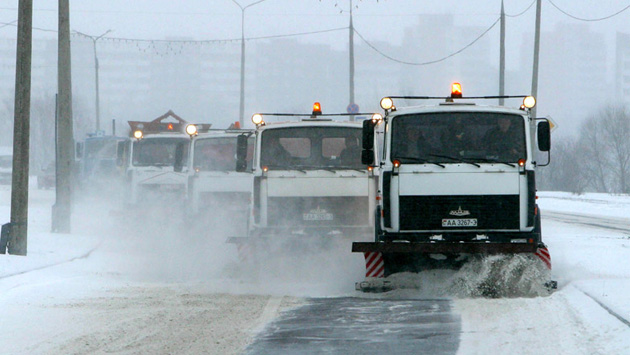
[74,30,111,133]
[230,0,268,127]
[348,0,355,121]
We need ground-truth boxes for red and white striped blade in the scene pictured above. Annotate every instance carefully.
[364,252,385,278]
[535,247,551,269]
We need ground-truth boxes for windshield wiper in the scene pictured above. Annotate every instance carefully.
[393,156,445,168]
[474,157,516,167]
[265,164,307,173]
[335,165,367,173]
[427,154,480,168]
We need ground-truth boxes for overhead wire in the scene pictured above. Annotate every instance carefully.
[353,17,501,66]
[505,0,536,17]
[2,21,347,43]
[547,0,630,22]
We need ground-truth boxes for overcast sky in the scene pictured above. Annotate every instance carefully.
[0,1,628,51]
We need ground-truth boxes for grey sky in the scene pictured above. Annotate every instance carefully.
[1,1,628,60]
[1,0,629,137]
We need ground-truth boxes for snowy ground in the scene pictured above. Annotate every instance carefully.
[1,185,630,354]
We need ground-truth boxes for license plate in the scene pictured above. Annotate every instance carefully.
[442,218,477,227]
[303,213,334,221]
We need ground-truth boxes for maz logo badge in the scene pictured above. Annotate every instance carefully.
[449,206,470,216]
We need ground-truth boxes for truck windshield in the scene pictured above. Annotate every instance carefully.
[391,112,526,164]
[132,138,189,167]
[193,136,253,172]
[260,126,363,170]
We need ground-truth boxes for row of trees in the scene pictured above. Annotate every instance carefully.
[538,105,630,194]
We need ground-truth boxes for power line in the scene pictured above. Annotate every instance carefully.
[353,17,501,66]
[505,0,536,17]
[547,0,630,21]
[1,21,347,43]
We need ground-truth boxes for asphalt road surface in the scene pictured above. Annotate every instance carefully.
[246,297,461,354]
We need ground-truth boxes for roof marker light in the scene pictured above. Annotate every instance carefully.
[133,130,143,139]
[380,97,394,110]
[312,102,322,116]
[451,82,462,98]
[371,113,383,123]
[393,159,401,168]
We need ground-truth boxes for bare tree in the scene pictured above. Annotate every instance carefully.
[578,116,611,192]
[537,137,585,194]
[598,105,630,193]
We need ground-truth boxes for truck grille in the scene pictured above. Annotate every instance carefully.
[267,196,368,227]
[398,195,520,230]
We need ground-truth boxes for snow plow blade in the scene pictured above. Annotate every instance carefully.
[352,241,538,254]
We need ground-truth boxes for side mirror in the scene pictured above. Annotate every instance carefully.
[174,142,185,172]
[361,150,375,166]
[236,134,249,172]
[362,119,375,150]
[361,119,376,165]
[537,120,551,152]
[75,142,83,160]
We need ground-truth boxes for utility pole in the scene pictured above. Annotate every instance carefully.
[52,0,74,233]
[348,0,355,121]
[7,0,33,255]
[499,0,505,106]
[531,0,542,118]
[75,30,111,133]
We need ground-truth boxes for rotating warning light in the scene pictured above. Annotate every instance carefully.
[380,97,394,110]
[167,123,174,130]
[185,124,198,137]
[133,130,143,139]
[312,102,322,116]
[523,96,536,109]
[251,113,264,126]
[451,83,462,98]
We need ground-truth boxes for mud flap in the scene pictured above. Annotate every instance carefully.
[355,252,392,292]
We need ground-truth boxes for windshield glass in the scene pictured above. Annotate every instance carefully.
[391,112,526,164]
[260,126,363,170]
[193,136,253,172]
[132,138,189,167]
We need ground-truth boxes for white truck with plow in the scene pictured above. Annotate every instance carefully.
[181,124,254,236]
[354,84,555,295]
[121,110,211,210]
[230,103,381,261]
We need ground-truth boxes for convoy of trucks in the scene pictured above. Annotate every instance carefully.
[66,82,553,295]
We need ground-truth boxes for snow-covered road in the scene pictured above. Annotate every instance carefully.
[1,187,630,354]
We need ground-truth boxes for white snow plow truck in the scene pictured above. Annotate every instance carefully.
[353,83,555,294]
[229,103,382,260]
[122,110,211,207]
[181,122,254,236]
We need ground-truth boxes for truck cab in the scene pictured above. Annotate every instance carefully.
[122,110,210,207]
[233,105,381,252]
[184,126,254,234]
